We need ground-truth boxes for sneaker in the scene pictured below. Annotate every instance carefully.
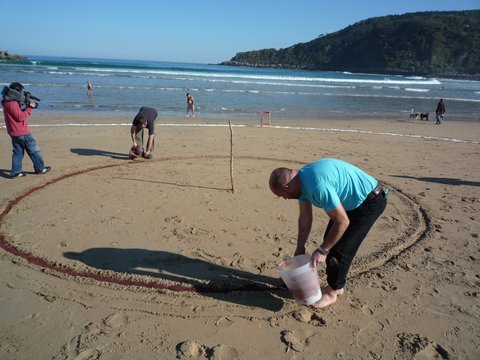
[36,166,51,175]
[10,172,26,178]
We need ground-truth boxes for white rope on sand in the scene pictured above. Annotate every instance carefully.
[1,122,478,144]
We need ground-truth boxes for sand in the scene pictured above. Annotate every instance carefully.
[1,114,479,359]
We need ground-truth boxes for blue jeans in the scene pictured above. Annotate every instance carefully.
[436,113,443,124]
[10,134,45,175]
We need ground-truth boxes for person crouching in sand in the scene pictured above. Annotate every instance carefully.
[130,106,157,160]
[269,158,387,308]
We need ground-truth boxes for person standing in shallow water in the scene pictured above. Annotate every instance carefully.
[87,80,93,96]
[269,158,387,308]
[186,93,195,117]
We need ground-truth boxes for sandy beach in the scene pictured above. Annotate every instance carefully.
[1,113,479,359]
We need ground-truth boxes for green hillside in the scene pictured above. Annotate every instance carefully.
[221,10,480,77]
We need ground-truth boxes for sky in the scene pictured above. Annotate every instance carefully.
[2,0,479,64]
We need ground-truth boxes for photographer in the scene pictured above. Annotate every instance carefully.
[1,82,51,178]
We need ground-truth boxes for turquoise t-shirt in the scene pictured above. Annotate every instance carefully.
[298,158,378,212]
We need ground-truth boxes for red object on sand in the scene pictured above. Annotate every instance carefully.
[131,145,143,156]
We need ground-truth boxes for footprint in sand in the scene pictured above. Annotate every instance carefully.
[176,340,240,359]
[415,344,451,360]
[349,296,372,314]
[444,326,461,342]
[176,340,205,358]
[57,313,127,359]
[280,329,304,352]
[165,215,182,224]
[103,312,128,330]
[396,332,450,359]
[380,280,398,292]
[292,308,312,323]
[74,348,100,360]
[291,309,327,326]
[215,316,234,327]
[210,344,240,359]
[356,321,384,352]
[188,226,209,236]
[58,322,102,359]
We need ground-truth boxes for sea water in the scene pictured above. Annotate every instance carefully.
[1,56,478,121]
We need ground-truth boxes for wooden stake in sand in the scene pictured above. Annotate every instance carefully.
[229,120,235,193]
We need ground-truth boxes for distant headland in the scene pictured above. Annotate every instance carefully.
[220,10,480,79]
[0,51,26,61]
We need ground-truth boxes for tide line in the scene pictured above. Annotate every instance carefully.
[1,122,478,144]
[267,125,480,144]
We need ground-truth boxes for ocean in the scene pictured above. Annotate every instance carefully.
[1,56,479,121]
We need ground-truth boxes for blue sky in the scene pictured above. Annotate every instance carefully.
[2,0,478,64]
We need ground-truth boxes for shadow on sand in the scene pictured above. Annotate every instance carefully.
[64,248,286,311]
[392,175,480,187]
[117,177,231,192]
[0,169,12,179]
[71,148,130,160]
[0,168,54,178]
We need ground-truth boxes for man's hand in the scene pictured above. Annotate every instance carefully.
[310,249,327,267]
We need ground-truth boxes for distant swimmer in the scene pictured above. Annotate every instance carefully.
[87,80,93,96]
[186,93,195,117]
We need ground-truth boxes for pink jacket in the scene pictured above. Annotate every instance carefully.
[2,101,32,136]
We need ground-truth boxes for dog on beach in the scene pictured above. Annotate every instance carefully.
[409,109,420,121]
[409,109,429,121]
[420,112,429,121]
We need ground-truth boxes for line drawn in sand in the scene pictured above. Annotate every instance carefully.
[0,156,433,294]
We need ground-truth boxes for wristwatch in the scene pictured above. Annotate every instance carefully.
[317,245,329,255]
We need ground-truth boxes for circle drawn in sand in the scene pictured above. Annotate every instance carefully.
[0,156,431,293]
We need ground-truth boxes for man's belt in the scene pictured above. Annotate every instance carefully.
[366,182,383,201]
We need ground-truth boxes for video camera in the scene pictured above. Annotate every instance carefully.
[1,85,41,109]
[23,91,41,108]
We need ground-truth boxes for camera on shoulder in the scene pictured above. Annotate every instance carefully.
[1,83,41,109]
[24,91,40,108]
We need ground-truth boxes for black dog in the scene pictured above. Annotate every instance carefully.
[420,113,429,121]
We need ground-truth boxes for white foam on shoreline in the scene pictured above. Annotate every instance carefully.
[266,125,480,144]
[2,122,478,144]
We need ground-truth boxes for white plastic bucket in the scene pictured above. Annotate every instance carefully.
[277,254,322,306]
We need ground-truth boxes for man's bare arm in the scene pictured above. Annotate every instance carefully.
[295,201,313,256]
[311,204,350,267]
[130,125,137,146]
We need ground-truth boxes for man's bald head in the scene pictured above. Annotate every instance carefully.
[269,167,301,199]
[269,168,292,191]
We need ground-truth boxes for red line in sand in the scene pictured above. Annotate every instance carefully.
[0,163,198,292]
[0,162,282,294]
